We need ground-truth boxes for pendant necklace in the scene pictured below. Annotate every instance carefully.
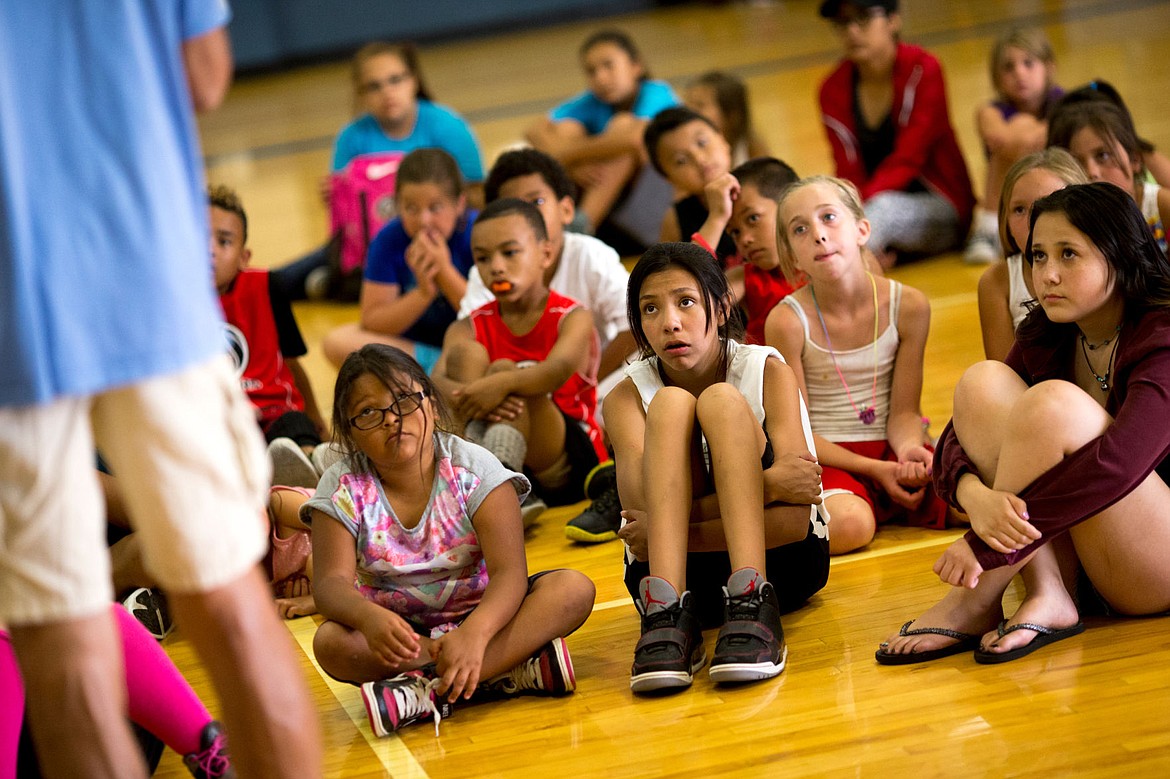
[810,272,879,425]
[1080,325,1121,392]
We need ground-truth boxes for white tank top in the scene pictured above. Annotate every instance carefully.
[1006,254,1033,330]
[779,281,902,442]
[623,340,829,537]
[1141,182,1167,254]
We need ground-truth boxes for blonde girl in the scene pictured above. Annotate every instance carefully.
[977,149,1088,360]
[766,176,946,555]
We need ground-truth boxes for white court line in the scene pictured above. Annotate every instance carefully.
[286,618,431,779]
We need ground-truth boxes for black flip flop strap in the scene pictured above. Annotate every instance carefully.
[898,620,976,642]
[997,621,1058,638]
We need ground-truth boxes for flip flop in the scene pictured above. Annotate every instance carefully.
[875,620,981,665]
[973,620,1085,664]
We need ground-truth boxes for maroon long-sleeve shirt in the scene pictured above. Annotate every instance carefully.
[934,307,1170,570]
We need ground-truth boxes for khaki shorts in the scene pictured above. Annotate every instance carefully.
[0,356,269,626]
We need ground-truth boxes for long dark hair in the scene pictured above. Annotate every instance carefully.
[626,242,743,377]
[1018,182,1170,339]
[331,345,451,474]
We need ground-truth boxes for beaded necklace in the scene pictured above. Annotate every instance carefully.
[810,272,879,425]
[1079,325,1122,392]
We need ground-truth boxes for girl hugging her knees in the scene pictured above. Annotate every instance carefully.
[878,182,1170,666]
[607,242,829,695]
[305,345,595,735]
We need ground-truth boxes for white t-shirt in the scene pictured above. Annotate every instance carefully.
[459,232,630,349]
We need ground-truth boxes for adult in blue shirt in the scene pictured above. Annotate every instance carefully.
[0,3,320,776]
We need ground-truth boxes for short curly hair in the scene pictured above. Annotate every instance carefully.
[208,184,247,243]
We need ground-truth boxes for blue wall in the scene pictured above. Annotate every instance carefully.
[229,0,654,70]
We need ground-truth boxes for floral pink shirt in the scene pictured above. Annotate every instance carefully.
[305,432,528,636]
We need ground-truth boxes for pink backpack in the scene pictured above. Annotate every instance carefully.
[329,152,404,278]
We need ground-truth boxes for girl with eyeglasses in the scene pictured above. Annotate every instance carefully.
[817,0,974,269]
[304,344,595,735]
[272,41,486,300]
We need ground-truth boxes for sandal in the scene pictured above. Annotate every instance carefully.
[875,620,981,666]
[973,620,1085,665]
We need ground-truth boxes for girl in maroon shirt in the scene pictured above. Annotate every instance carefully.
[878,182,1170,665]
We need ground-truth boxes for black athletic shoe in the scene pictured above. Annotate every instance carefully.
[708,581,787,683]
[564,482,621,543]
[583,460,616,501]
[630,591,706,693]
[183,721,235,779]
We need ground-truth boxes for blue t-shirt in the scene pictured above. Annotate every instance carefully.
[0,1,229,406]
[364,210,478,347]
[550,80,679,136]
[332,101,485,182]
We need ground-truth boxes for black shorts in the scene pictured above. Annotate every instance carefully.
[528,411,600,507]
[624,520,830,630]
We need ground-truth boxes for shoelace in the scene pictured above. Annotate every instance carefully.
[723,592,764,647]
[503,654,543,692]
[189,732,232,778]
[393,676,444,737]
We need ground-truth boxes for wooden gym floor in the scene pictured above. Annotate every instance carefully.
[160,1,1170,776]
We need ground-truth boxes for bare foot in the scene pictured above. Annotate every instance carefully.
[276,594,316,620]
[880,587,1003,658]
[978,589,1080,656]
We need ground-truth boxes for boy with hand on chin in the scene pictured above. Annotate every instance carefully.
[434,200,605,523]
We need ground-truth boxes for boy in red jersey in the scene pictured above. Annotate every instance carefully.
[211,185,328,486]
[434,199,604,519]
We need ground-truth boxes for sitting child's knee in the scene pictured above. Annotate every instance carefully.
[445,340,490,380]
[827,499,876,554]
[486,358,517,375]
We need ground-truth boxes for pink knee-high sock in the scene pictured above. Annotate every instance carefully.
[0,630,24,779]
[114,606,211,755]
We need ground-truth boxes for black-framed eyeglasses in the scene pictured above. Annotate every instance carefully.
[348,391,426,430]
[830,7,886,30]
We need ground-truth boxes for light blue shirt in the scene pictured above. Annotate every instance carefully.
[0,0,230,406]
[331,101,485,182]
[550,80,679,136]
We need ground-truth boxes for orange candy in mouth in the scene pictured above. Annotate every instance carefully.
[490,280,513,293]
